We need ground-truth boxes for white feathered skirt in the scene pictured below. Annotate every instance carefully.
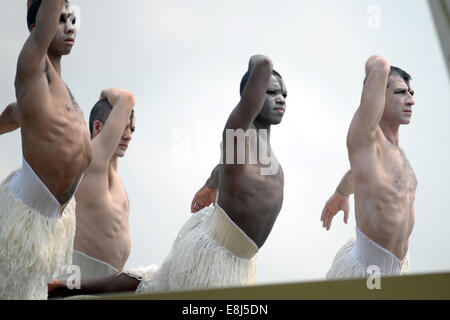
[124,204,259,294]
[326,227,410,279]
[0,160,76,300]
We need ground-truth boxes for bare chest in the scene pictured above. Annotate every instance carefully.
[108,173,130,214]
[222,163,284,208]
[49,71,84,120]
[381,147,417,193]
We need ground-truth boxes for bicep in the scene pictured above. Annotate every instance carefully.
[347,87,388,152]
[221,107,255,166]
[16,37,47,83]
[347,110,377,149]
[224,104,254,132]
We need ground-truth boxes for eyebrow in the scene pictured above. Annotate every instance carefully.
[267,87,288,96]
[394,87,414,94]
[277,78,287,92]
[279,85,288,95]
[61,10,75,17]
[60,13,75,19]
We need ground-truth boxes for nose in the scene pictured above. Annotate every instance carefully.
[65,20,75,34]
[122,127,132,141]
[406,93,415,106]
[276,94,286,105]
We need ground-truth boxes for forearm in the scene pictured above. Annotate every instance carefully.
[37,0,65,26]
[92,88,135,161]
[34,0,66,46]
[359,56,390,130]
[82,273,140,294]
[101,88,135,113]
[241,55,273,115]
[336,170,354,197]
[204,164,220,190]
[52,273,140,298]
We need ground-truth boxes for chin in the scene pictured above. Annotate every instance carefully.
[400,118,411,125]
[63,48,73,55]
[271,117,283,125]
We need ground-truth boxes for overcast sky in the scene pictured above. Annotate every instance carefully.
[1,0,449,285]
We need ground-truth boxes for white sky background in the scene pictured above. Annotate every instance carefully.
[1,0,449,285]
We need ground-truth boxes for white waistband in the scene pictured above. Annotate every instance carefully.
[201,204,258,259]
[73,250,118,273]
[8,158,73,220]
[350,227,406,274]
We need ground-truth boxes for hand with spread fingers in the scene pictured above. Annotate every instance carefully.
[321,191,350,231]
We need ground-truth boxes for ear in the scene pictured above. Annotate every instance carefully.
[30,23,36,32]
[93,120,104,137]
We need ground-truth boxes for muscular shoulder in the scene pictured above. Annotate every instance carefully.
[16,59,57,118]
[348,125,384,155]
[349,128,386,175]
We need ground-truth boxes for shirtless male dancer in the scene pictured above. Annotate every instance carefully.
[0,0,92,299]
[73,88,135,280]
[321,55,416,278]
[48,54,287,297]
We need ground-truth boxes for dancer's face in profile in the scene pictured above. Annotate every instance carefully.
[383,75,415,125]
[48,4,77,56]
[256,75,287,126]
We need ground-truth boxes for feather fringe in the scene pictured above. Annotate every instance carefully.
[0,171,76,300]
[125,207,257,294]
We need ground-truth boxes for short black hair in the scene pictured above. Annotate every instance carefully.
[239,70,283,97]
[89,98,113,138]
[89,99,135,138]
[27,0,70,31]
[388,66,412,87]
[363,66,412,87]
